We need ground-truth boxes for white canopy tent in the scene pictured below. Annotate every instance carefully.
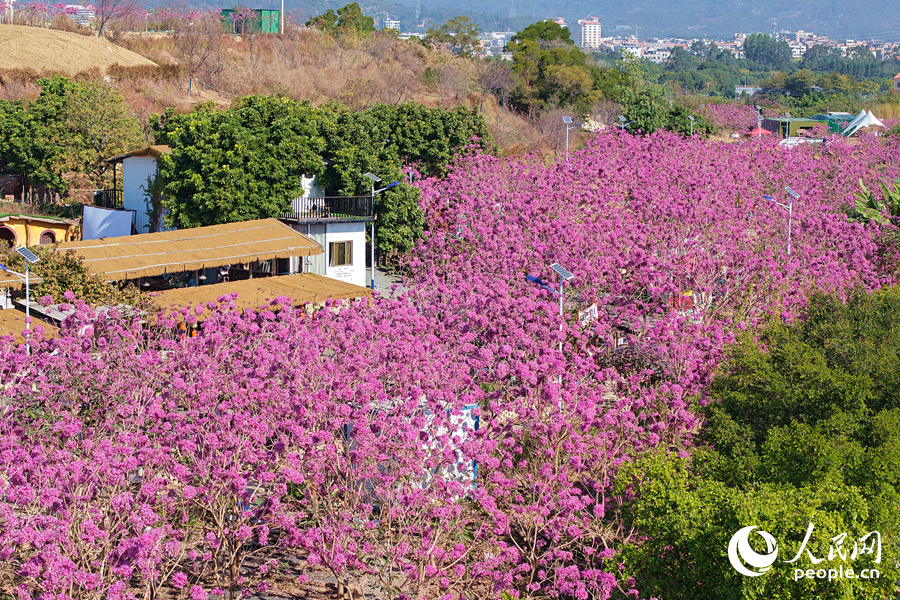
[843,110,886,136]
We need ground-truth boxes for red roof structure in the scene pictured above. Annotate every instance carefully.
[747,127,773,136]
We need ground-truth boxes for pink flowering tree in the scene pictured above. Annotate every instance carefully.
[1,130,899,599]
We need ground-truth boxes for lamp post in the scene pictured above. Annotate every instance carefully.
[1,246,41,353]
[617,116,634,131]
[364,172,401,291]
[763,186,798,255]
[525,262,574,354]
[688,115,695,136]
[562,116,582,164]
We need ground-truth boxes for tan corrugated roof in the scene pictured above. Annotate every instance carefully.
[53,219,323,281]
[153,273,371,315]
[0,310,56,343]
[0,271,43,289]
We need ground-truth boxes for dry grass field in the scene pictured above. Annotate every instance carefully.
[0,24,156,74]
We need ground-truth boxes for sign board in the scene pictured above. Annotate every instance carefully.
[578,303,598,325]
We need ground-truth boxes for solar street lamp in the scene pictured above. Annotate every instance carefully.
[364,172,401,290]
[763,186,798,256]
[525,262,574,354]
[562,116,582,164]
[688,115,695,136]
[0,247,40,353]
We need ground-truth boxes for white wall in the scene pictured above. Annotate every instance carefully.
[122,156,175,234]
[325,222,367,288]
[289,221,368,288]
[122,156,156,234]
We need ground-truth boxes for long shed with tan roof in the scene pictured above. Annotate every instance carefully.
[53,218,323,281]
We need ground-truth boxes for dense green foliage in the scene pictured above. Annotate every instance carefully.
[501,21,713,136]
[151,97,324,229]
[743,33,793,71]
[0,245,144,307]
[617,55,714,136]
[305,2,375,35]
[151,97,493,255]
[616,289,900,599]
[0,76,144,194]
[505,21,605,113]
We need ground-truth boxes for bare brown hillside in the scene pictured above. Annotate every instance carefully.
[0,24,156,74]
[0,25,577,156]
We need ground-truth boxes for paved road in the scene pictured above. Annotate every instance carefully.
[371,267,409,299]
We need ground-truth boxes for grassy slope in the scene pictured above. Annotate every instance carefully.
[0,24,156,74]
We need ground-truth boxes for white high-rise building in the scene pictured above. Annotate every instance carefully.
[578,17,602,49]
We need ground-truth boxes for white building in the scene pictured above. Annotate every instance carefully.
[578,17,602,49]
[102,145,174,236]
[384,19,400,30]
[100,146,371,289]
[643,45,671,64]
[284,196,370,288]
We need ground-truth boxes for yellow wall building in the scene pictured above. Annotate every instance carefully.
[0,214,79,248]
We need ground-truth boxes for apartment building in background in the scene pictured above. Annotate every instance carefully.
[578,17,602,49]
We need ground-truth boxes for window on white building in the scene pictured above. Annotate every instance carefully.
[329,241,353,267]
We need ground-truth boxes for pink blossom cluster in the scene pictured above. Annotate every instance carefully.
[1,131,899,600]
[698,102,758,131]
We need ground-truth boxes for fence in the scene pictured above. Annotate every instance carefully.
[280,196,373,222]
[94,189,124,209]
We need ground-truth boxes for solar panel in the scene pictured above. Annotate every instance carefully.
[785,187,800,200]
[549,263,574,281]
[16,247,40,264]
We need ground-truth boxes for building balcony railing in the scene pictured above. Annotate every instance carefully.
[280,196,373,223]
[94,188,124,208]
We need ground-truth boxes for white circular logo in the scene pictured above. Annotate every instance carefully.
[728,526,779,577]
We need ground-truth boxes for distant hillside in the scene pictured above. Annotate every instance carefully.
[260,0,900,40]
[399,0,900,39]
[0,25,156,74]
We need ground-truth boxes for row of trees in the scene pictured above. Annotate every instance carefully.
[150,96,494,255]
[661,36,900,99]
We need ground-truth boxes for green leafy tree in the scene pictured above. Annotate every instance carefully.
[0,99,66,194]
[424,16,481,57]
[0,246,145,307]
[57,78,146,189]
[152,97,325,229]
[306,2,374,35]
[314,102,493,253]
[784,68,817,97]
[150,97,492,257]
[504,20,595,112]
[0,76,143,194]
[743,33,793,70]
[617,288,900,599]
[507,19,573,44]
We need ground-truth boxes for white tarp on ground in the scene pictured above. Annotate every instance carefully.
[82,205,135,240]
[844,110,886,136]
